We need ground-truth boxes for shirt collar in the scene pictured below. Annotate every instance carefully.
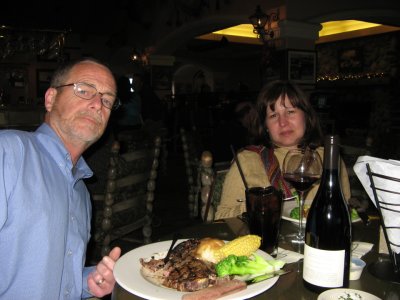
[35,123,93,179]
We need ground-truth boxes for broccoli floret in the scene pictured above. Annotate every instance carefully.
[215,254,285,277]
[290,207,300,219]
[351,208,359,220]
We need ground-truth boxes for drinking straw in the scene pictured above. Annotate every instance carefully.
[230,144,249,191]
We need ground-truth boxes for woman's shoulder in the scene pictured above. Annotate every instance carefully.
[316,146,324,156]
[273,146,324,153]
[242,144,264,152]
[236,147,268,173]
[238,146,266,159]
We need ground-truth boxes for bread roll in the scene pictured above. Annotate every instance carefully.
[195,237,225,263]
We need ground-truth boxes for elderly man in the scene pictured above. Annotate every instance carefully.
[0,58,122,299]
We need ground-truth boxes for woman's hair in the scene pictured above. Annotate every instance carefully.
[234,101,263,144]
[255,80,323,147]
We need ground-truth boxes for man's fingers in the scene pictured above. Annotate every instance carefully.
[98,247,121,271]
[109,247,121,261]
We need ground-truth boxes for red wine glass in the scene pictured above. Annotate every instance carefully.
[282,148,322,244]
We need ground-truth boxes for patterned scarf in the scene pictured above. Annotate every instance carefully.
[245,145,294,199]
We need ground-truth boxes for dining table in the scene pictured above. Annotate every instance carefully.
[111,217,400,300]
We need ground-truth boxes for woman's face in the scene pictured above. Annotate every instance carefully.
[265,95,306,149]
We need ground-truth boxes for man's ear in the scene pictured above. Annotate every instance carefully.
[44,88,57,112]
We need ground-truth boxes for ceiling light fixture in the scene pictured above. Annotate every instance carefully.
[198,21,399,45]
[320,20,380,36]
[248,5,279,43]
[129,46,155,66]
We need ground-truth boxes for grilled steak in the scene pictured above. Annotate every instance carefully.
[140,239,217,292]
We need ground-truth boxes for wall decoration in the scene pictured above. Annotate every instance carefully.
[37,52,70,63]
[8,69,26,88]
[287,50,316,85]
[0,64,30,105]
[338,48,363,74]
[36,69,54,97]
[261,48,285,84]
[0,65,27,89]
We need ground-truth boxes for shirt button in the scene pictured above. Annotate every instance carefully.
[71,215,75,221]
[67,250,73,256]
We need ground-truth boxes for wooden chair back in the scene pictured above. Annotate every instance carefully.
[199,151,231,222]
[180,127,204,218]
[91,136,161,259]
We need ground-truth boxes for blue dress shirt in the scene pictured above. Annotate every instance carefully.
[0,123,96,299]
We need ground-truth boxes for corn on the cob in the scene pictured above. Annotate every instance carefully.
[215,234,261,261]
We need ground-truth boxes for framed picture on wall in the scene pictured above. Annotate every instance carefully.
[287,50,316,84]
[36,69,54,97]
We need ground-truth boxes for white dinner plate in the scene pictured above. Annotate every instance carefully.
[281,199,311,225]
[113,239,280,300]
[317,288,381,300]
[282,200,361,226]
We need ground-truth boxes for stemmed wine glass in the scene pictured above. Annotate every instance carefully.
[282,147,322,244]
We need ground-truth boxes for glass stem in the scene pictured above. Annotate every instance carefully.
[298,191,305,237]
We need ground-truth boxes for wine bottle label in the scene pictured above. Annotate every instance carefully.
[303,244,345,287]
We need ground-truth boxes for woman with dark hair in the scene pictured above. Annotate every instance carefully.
[215,80,351,219]
[255,80,323,148]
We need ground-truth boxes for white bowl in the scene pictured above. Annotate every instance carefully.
[350,257,366,280]
[318,288,381,300]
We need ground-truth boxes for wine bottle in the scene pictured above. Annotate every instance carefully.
[303,135,352,293]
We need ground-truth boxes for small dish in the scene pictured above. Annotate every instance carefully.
[281,200,362,226]
[318,288,381,300]
[350,257,366,280]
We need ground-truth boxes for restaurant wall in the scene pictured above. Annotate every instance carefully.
[174,53,262,94]
[315,31,400,158]
[0,33,115,107]
[316,32,399,81]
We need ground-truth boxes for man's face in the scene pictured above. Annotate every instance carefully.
[45,62,117,147]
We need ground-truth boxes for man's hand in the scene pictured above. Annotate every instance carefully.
[88,247,121,297]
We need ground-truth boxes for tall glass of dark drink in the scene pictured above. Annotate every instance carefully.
[282,148,322,244]
[245,186,283,256]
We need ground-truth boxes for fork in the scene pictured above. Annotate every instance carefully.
[164,232,181,263]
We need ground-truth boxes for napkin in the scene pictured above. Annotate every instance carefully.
[352,241,374,258]
[353,156,400,254]
[275,242,373,264]
[276,247,304,263]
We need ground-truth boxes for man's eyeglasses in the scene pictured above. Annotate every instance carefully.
[54,82,121,110]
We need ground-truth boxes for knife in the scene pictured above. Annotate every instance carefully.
[245,269,291,285]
